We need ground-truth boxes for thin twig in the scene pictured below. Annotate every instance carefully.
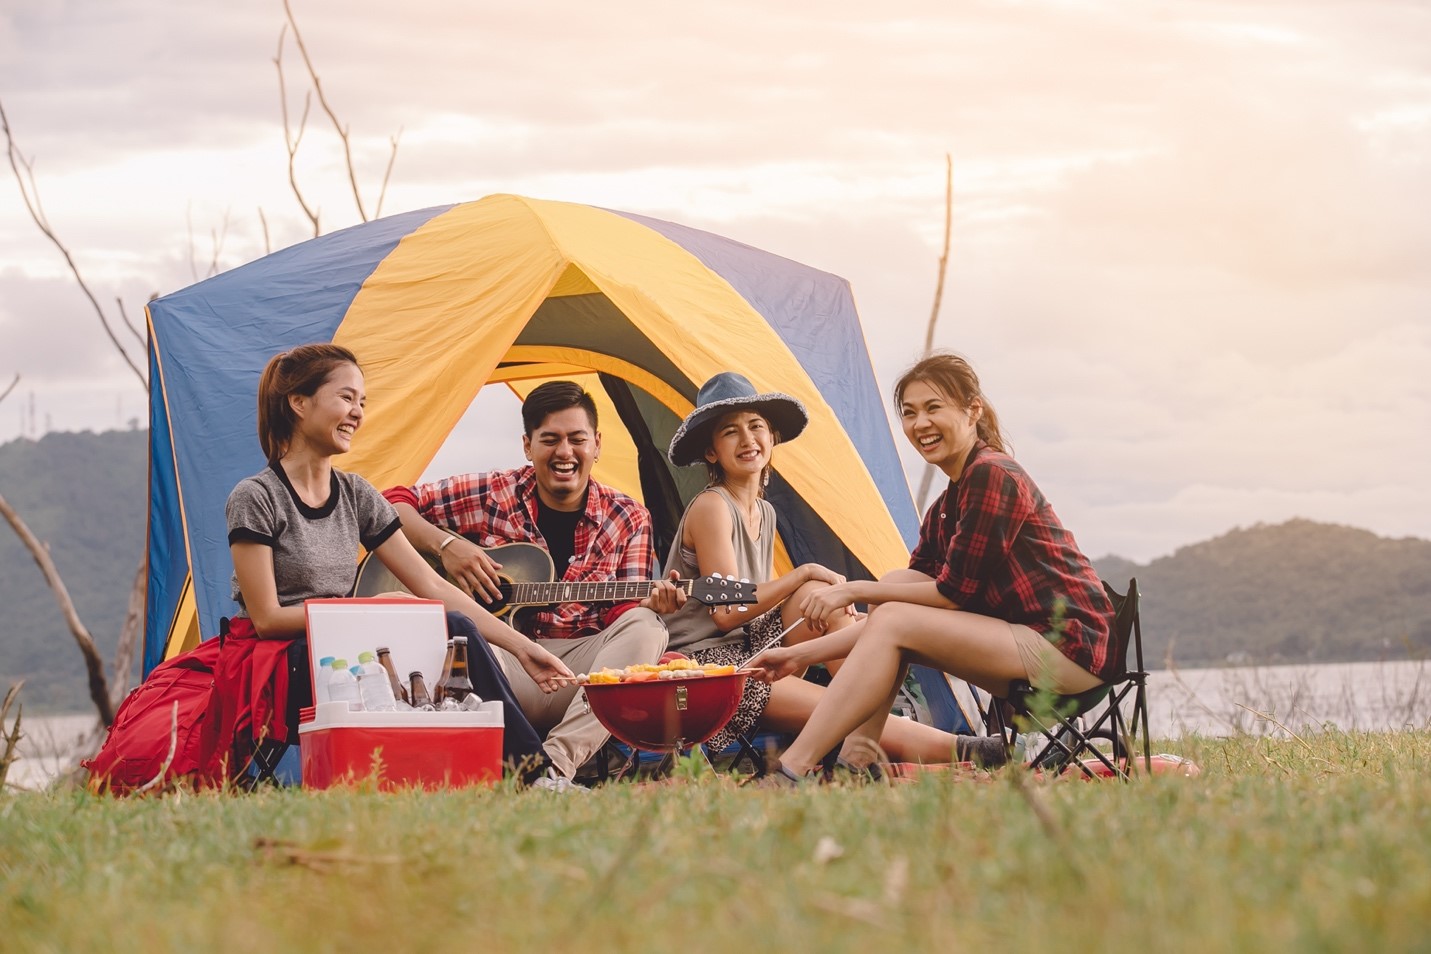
[114,298,146,353]
[208,208,231,278]
[374,129,402,219]
[134,702,181,794]
[0,492,115,725]
[1232,702,1335,766]
[1,99,147,391]
[109,557,146,709]
[275,25,321,237]
[914,153,954,510]
[254,836,400,871]
[0,681,24,790]
[258,206,272,255]
[0,372,18,407]
[283,0,368,221]
[924,153,953,354]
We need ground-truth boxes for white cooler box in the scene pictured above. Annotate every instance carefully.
[299,598,504,789]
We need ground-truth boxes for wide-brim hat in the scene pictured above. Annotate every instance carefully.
[668,372,809,467]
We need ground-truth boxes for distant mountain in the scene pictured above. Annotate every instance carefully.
[4,429,1428,712]
[1094,519,1431,667]
[0,429,146,711]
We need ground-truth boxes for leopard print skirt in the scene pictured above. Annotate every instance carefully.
[691,609,786,755]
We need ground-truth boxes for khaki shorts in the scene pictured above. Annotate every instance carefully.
[1007,622,1103,695]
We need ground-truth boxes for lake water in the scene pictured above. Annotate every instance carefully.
[8,659,1429,789]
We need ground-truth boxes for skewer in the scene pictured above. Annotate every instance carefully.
[737,617,806,670]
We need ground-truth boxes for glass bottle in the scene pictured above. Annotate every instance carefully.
[409,671,433,709]
[442,636,476,704]
[376,646,409,705]
[432,638,456,704]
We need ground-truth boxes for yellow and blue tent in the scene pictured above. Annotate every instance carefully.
[143,194,921,674]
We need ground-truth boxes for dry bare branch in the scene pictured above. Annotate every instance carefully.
[258,206,273,255]
[1,681,23,791]
[374,129,402,219]
[914,154,954,510]
[109,558,146,709]
[115,297,146,353]
[0,492,115,725]
[283,0,368,221]
[1,98,148,392]
[254,836,401,870]
[275,24,321,237]
[208,208,231,278]
[0,372,18,407]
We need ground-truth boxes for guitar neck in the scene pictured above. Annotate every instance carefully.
[505,578,690,608]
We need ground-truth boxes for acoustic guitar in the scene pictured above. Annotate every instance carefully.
[352,539,757,633]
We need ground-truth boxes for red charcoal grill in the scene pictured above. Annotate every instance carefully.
[583,672,748,773]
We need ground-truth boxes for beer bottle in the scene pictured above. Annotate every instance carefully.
[433,638,456,703]
[409,671,434,709]
[376,646,409,705]
[443,636,476,704]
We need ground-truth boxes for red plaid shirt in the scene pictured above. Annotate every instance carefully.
[909,442,1114,679]
[384,467,656,639]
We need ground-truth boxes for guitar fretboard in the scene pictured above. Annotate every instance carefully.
[504,579,691,607]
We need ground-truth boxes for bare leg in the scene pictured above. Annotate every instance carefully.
[777,602,1026,776]
[757,669,958,764]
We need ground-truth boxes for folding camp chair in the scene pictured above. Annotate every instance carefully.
[987,578,1151,779]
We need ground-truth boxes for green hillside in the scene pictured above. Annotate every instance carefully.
[1094,519,1431,667]
[3,429,1428,713]
[0,429,147,711]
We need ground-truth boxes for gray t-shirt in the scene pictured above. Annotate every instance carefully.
[225,462,402,617]
[662,486,776,653]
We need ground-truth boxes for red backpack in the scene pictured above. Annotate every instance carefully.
[84,637,224,794]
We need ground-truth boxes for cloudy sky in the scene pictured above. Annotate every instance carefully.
[2,0,1428,563]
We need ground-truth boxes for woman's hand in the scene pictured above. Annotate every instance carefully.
[746,645,803,683]
[440,536,505,603]
[799,563,846,587]
[515,641,575,693]
[800,581,859,631]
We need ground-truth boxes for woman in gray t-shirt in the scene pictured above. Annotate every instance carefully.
[223,344,572,776]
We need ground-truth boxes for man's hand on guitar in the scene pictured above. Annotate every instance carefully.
[515,641,575,694]
[639,570,687,615]
[439,535,505,603]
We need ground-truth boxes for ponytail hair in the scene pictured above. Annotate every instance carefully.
[893,352,1008,454]
[256,344,360,462]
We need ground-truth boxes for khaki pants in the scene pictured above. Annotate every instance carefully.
[494,608,669,779]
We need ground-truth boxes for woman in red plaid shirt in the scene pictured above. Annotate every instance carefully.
[751,353,1115,782]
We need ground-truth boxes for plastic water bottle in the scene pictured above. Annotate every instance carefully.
[315,656,337,704]
[356,651,397,711]
[327,658,362,711]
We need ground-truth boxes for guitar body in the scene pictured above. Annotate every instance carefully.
[353,541,557,632]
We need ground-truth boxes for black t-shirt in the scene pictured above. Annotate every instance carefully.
[535,492,586,580]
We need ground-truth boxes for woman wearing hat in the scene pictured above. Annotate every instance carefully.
[663,372,958,764]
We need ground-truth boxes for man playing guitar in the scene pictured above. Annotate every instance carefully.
[383,381,685,790]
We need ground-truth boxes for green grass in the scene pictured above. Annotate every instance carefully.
[4,732,1431,953]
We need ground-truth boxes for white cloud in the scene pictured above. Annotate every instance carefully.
[1,0,1429,561]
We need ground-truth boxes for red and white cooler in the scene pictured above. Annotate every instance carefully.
[299,598,504,790]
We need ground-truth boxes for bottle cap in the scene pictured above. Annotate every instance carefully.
[453,636,468,645]
[319,656,336,667]
[349,666,363,676]
[332,658,348,669]
[357,651,376,663]
[377,646,391,654]
[409,671,423,680]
